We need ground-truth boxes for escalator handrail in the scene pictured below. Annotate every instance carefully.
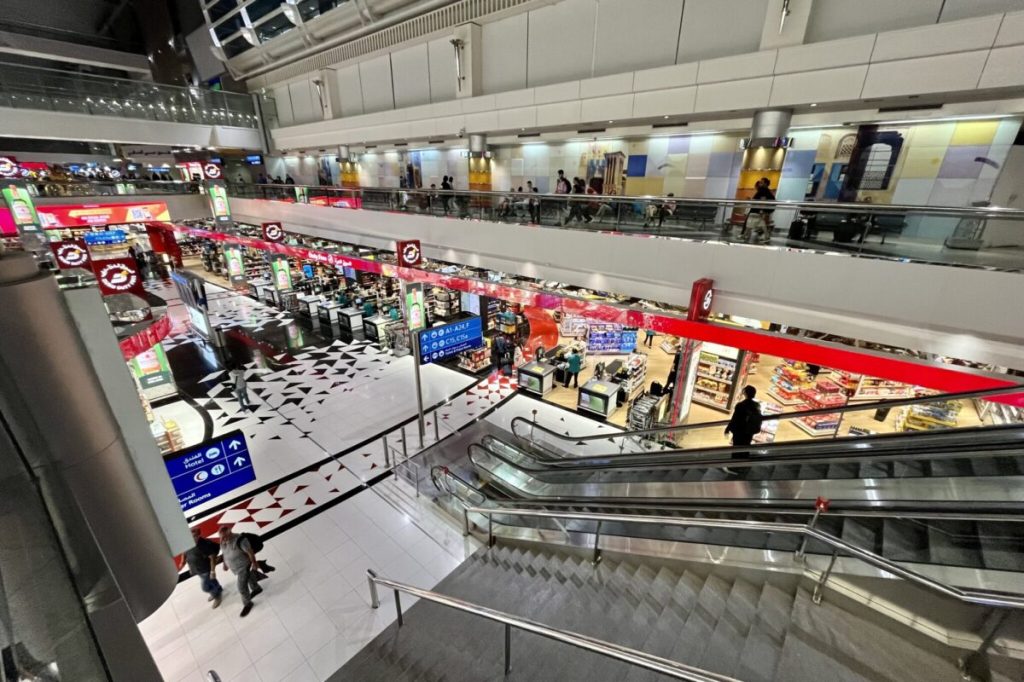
[430,465,488,507]
[511,384,1024,445]
[464,506,1024,610]
[471,426,1024,475]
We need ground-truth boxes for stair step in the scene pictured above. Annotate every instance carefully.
[734,577,798,682]
[698,577,762,677]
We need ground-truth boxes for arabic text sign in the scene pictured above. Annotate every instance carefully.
[164,430,256,511]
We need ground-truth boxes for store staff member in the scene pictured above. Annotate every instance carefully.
[336,290,350,306]
[362,298,376,317]
[564,348,583,389]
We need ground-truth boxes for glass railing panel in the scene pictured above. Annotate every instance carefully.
[0,63,257,127]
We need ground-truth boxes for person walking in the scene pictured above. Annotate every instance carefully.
[185,527,223,609]
[644,329,656,348]
[563,348,583,388]
[230,367,253,412]
[218,526,264,617]
[749,177,776,243]
[554,169,571,224]
[724,385,763,470]
[441,175,453,215]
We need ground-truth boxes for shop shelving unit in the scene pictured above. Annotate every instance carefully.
[792,387,845,437]
[693,343,750,412]
[767,360,809,406]
[753,402,783,444]
[853,376,913,400]
[976,399,1024,425]
[618,353,649,399]
[458,346,491,373]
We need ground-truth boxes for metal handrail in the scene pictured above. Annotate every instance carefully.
[470,424,1024,476]
[511,384,1024,445]
[365,569,739,681]
[463,506,1024,610]
[227,182,1024,219]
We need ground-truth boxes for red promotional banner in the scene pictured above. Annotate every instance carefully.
[149,222,1024,405]
[396,239,422,267]
[119,314,172,360]
[49,239,92,270]
[262,222,285,242]
[94,257,146,297]
[687,278,714,322]
[34,202,170,229]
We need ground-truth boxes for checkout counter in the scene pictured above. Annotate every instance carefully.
[318,301,344,329]
[298,294,321,320]
[518,360,557,396]
[247,277,273,302]
[577,378,620,419]
[337,307,364,334]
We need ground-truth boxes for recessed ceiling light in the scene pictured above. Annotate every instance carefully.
[663,115,670,119]
[809,103,818,107]
[608,120,614,123]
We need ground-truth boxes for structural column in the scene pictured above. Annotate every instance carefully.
[338,145,360,189]
[730,109,792,226]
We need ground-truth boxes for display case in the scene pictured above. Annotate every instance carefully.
[586,323,638,354]
[278,291,300,313]
[832,370,862,397]
[458,346,492,373]
[617,352,648,399]
[433,290,461,319]
[768,360,810,406]
[577,378,619,418]
[975,399,1024,426]
[693,343,750,412]
[753,402,784,444]
[853,376,913,400]
[298,294,321,319]
[337,307,364,333]
[318,301,343,327]
[363,315,390,344]
[151,419,184,456]
[901,401,961,431]
[386,322,410,356]
[248,277,272,301]
[518,360,557,396]
[793,388,846,437]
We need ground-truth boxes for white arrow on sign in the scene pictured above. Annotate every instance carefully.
[228,439,242,451]
[234,457,246,467]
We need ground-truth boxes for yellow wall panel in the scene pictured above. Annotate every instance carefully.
[950,121,999,146]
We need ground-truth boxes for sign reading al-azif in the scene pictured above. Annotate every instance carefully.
[163,429,256,511]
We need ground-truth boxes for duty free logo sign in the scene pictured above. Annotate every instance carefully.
[95,257,144,297]
[49,240,91,269]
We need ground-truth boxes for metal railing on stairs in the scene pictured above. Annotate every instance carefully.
[365,569,740,682]
[462,506,1024,611]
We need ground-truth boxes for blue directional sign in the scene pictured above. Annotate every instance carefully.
[163,429,256,511]
[419,317,483,364]
[82,229,128,245]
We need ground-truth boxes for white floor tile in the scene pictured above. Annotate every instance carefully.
[253,638,307,682]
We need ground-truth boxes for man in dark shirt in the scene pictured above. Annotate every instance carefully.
[725,385,763,465]
[184,527,223,608]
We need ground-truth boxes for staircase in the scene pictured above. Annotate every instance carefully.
[333,543,1024,681]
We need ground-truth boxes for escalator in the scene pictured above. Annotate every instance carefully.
[428,413,1024,576]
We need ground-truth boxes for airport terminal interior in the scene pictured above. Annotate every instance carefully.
[3,1,1024,681]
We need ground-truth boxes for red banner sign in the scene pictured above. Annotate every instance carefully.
[94,257,145,297]
[396,239,422,267]
[49,239,92,270]
[687,278,714,322]
[149,222,1024,405]
[119,314,172,360]
[262,222,285,242]
[34,202,170,229]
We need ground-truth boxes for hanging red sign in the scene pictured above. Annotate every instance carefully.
[262,221,285,242]
[203,163,223,179]
[396,239,422,267]
[0,156,17,178]
[94,257,145,297]
[49,239,92,270]
[687,278,714,322]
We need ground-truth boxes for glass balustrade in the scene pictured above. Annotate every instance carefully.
[17,180,1024,271]
[0,62,259,127]
[228,183,1024,271]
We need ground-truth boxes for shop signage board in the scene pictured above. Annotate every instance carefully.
[396,239,422,267]
[688,278,715,321]
[94,257,145,297]
[0,157,18,177]
[262,221,285,242]
[203,163,222,179]
[34,202,170,229]
[271,255,292,291]
[223,244,247,287]
[151,222,1024,404]
[1,181,42,234]
[49,239,91,270]
[130,344,174,389]
[403,282,426,332]
[419,317,483,364]
[163,429,256,512]
[82,229,128,245]
[206,180,232,225]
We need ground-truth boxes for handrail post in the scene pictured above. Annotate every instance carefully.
[382,434,390,468]
[368,570,380,609]
[462,507,470,536]
[488,513,495,548]
[504,623,513,675]
[593,520,603,565]
[813,550,839,605]
[797,497,829,562]
[401,425,408,459]
[434,415,440,442]
[959,609,1009,681]
[394,589,404,626]
[832,410,847,439]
